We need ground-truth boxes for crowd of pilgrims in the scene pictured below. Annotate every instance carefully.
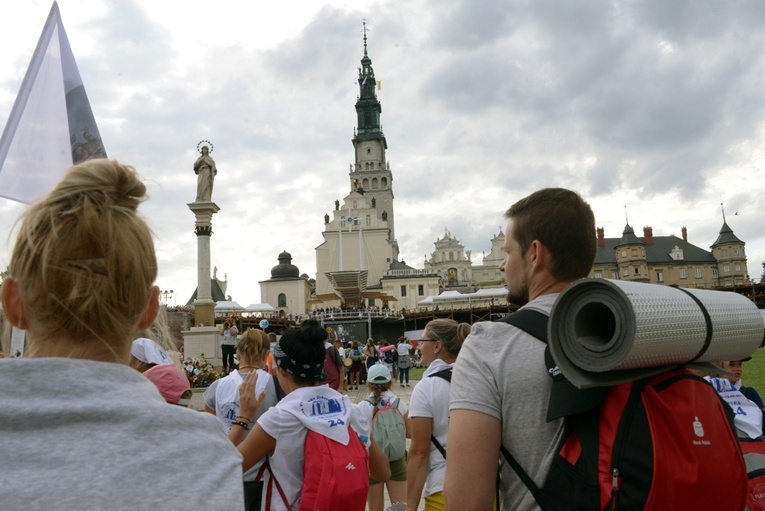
[2,159,763,511]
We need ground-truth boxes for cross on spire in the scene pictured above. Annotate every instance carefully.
[363,19,368,57]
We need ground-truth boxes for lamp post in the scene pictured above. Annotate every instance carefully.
[161,289,175,307]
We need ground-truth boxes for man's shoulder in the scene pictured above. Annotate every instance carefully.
[469,320,539,341]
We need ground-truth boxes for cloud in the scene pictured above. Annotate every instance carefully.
[3,0,765,306]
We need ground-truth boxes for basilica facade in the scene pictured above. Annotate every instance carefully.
[261,33,750,316]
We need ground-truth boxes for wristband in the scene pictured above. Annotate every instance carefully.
[232,420,250,431]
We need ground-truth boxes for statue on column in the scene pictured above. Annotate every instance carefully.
[194,141,217,202]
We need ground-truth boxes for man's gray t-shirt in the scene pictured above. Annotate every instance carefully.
[450,293,564,511]
[0,358,244,510]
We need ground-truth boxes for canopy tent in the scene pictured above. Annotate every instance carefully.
[420,287,508,307]
[214,300,245,314]
[244,303,277,313]
[433,290,467,302]
[417,296,436,306]
[465,287,508,298]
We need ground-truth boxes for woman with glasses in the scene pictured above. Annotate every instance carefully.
[406,319,470,511]
[405,319,470,511]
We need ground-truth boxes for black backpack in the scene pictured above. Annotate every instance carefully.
[497,309,747,511]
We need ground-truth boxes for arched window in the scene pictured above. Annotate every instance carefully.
[372,178,379,189]
[278,293,287,307]
[381,177,388,188]
[362,178,369,188]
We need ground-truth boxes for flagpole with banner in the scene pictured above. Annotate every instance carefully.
[0,1,106,204]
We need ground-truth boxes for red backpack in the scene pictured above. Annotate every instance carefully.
[499,309,748,511]
[259,427,369,511]
[738,433,765,511]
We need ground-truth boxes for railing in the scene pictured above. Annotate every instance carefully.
[384,268,439,277]
[309,308,402,320]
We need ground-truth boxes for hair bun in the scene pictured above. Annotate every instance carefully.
[299,319,328,345]
[54,160,147,214]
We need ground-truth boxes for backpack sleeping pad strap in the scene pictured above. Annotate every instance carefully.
[428,368,452,459]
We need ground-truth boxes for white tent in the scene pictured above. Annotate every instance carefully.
[244,303,277,313]
[466,287,507,298]
[433,290,469,302]
[417,296,436,306]
[214,300,245,314]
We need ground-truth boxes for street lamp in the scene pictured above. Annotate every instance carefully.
[161,289,175,307]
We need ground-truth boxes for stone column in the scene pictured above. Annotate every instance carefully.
[187,201,220,327]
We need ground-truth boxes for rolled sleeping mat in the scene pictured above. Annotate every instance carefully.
[548,278,764,389]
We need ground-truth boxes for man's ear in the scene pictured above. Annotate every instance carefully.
[1,278,28,330]
[137,286,160,330]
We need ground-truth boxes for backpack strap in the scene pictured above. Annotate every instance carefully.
[255,457,290,510]
[496,309,556,371]
[496,308,549,342]
[427,368,453,459]
[272,373,286,402]
[670,285,714,363]
[495,309,559,509]
[429,368,453,382]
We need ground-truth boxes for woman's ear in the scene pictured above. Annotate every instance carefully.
[1,278,28,329]
[137,286,160,330]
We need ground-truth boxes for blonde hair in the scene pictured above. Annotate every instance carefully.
[136,306,178,352]
[237,328,270,364]
[7,160,156,354]
[425,318,471,358]
[368,380,392,405]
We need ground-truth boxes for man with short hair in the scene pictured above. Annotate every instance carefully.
[444,188,596,511]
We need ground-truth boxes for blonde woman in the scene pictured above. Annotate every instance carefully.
[205,328,278,511]
[359,364,410,511]
[0,160,243,509]
[406,319,470,511]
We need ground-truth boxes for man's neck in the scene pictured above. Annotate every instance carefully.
[528,278,573,302]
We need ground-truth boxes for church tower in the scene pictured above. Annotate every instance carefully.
[349,23,398,258]
[313,25,400,308]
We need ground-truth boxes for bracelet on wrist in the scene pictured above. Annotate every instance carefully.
[235,416,251,423]
[231,420,250,431]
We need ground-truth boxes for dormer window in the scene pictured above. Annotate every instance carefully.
[669,245,684,261]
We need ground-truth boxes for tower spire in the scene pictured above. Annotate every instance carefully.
[721,202,726,222]
[354,21,383,142]
[363,19,368,57]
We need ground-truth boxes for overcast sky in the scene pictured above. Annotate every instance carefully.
[2,0,765,306]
